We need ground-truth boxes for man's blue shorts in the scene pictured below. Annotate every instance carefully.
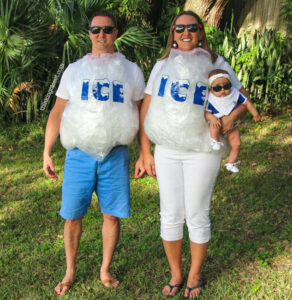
[60,146,130,220]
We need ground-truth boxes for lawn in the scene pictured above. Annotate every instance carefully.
[0,111,291,299]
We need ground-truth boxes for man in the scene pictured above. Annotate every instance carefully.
[43,11,145,296]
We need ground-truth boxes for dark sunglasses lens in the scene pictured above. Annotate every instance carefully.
[174,24,199,33]
[212,82,232,92]
[187,24,198,32]
[90,26,115,34]
[102,26,115,34]
[223,82,232,90]
[90,27,101,34]
[174,25,185,33]
[212,86,222,92]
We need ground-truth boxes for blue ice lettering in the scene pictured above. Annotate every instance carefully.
[112,81,124,103]
[81,80,89,100]
[92,79,110,101]
[193,83,207,106]
[171,80,190,102]
[158,75,169,97]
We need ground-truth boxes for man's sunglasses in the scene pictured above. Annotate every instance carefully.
[89,26,116,34]
[211,82,232,92]
[173,23,200,33]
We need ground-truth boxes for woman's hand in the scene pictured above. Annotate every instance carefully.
[143,153,156,178]
[221,102,248,134]
[136,93,156,178]
[221,115,234,134]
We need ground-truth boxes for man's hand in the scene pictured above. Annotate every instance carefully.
[134,156,145,178]
[43,154,58,179]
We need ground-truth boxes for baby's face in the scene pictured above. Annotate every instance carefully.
[210,77,231,97]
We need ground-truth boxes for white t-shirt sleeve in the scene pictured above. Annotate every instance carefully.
[55,65,71,100]
[145,60,165,95]
[132,64,145,101]
[214,56,242,90]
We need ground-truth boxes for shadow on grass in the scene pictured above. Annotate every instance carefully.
[0,116,291,299]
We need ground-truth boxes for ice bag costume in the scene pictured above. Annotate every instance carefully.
[206,87,247,118]
[56,53,144,160]
[144,48,243,243]
[144,48,214,152]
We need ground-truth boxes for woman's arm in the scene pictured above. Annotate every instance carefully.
[134,93,156,178]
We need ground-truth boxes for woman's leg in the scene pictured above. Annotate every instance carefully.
[227,128,241,163]
[154,145,185,295]
[183,152,221,298]
[184,242,208,298]
[162,239,183,295]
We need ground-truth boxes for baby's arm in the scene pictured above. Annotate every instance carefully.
[205,111,221,129]
[205,111,221,141]
[244,100,261,122]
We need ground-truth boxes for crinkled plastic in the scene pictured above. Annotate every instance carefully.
[60,53,139,160]
[145,48,225,153]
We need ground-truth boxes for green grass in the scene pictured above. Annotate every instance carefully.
[0,112,291,299]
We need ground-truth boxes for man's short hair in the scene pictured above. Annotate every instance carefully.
[89,10,117,27]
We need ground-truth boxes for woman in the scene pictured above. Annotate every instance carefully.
[135,11,248,298]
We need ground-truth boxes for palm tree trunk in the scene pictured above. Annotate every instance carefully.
[184,0,230,27]
[184,0,214,18]
[206,0,230,27]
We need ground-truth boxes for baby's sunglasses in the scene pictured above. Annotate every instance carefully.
[211,82,232,92]
[172,23,201,33]
[89,26,116,34]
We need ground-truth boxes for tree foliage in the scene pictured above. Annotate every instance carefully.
[0,0,290,122]
[0,0,162,121]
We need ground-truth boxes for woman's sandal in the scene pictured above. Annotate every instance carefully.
[165,282,183,296]
[54,280,76,296]
[184,281,203,298]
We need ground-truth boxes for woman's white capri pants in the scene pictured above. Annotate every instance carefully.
[154,145,221,244]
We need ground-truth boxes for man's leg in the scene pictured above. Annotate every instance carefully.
[54,218,82,295]
[56,149,96,295]
[97,146,131,288]
[100,213,120,288]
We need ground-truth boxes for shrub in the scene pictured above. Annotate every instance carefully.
[205,22,292,114]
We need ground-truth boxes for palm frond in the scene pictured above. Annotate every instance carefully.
[115,27,159,52]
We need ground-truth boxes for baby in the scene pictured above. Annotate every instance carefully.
[205,69,260,173]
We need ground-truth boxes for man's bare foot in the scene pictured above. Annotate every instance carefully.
[100,268,120,288]
[184,277,203,298]
[54,275,76,296]
[162,275,183,296]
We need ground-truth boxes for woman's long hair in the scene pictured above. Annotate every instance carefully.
[159,10,217,63]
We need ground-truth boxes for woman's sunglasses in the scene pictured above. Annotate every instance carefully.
[89,26,115,34]
[173,23,200,33]
[211,82,232,92]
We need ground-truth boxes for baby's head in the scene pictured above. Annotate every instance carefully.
[209,69,232,97]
